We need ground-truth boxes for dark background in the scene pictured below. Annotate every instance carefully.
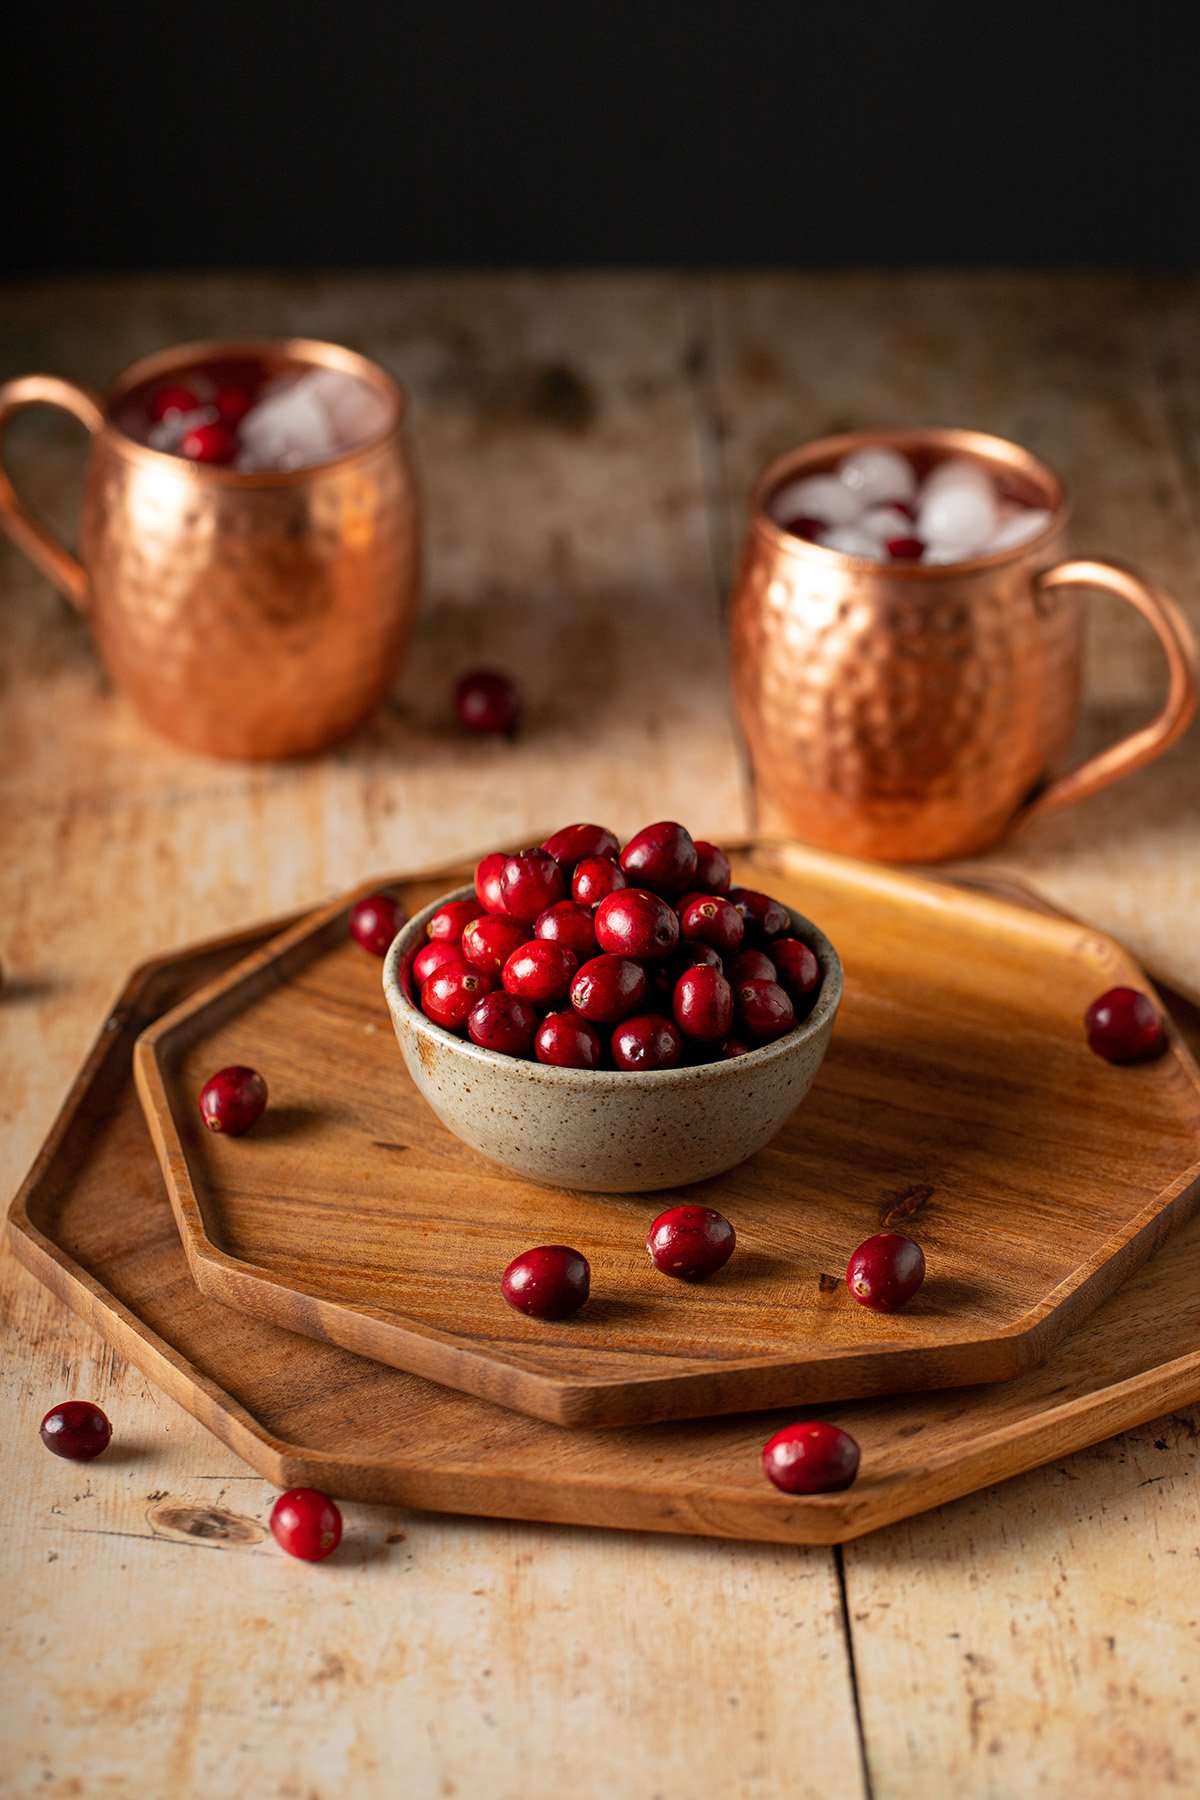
[3,2,1197,273]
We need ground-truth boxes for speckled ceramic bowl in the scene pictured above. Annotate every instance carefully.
[382,886,842,1193]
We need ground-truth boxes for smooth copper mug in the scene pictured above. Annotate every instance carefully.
[730,428,1198,862]
[0,338,420,758]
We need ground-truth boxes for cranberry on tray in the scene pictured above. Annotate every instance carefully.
[199,1065,268,1135]
[501,1246,590,1318]
[762,1422,860,1495]
[846,1232,926,1312]
[1084,986,1165,1064]
[647,1205,735,1280]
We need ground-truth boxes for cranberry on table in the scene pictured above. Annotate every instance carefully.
[570,953,648,1024]
[474,852,510,914]
[535,900,598,960]
[673,965,734,1043]
[647,1204,736,1280]
[501,1245,590,1319]
[40,1400,112,1462]
[762,1422,860,1495]
[150,383,198,423]
[541,822,620,867]
[680,894,744,953]
[468,990,539,1058]
[728,886,792,945]
[428,897,485,943]
[728,949,777,985]
[847,1232,926,1311]
[214,384,253,426]
[612,1013,682,1072]
[454,669,521,736]
[771,938,822,1009]
[422,963,496,1030]
[572,856,627,908]
[413,940,462,987]
[620,820,698,897]
[462,914,531,974]
[502,940,578,1008]
[270,1488,343,1561]
[735,978,795,1043]
[179,421,237,465]
[1084,986,1165,1064]
[692,839,732,895]
[501,849,566,922]
[595,888,680,961]
[535,1010,602,1069]
[348,892,405,957]
[199,1065,268,1135]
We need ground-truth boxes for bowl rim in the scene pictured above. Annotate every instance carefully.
[382,883,843,1086]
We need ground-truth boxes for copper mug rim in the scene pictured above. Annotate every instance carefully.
[751,426,1068,580]
[98,336,406,487]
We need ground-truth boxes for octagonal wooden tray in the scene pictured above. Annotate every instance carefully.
[11,905,1200,1544]
[131,843,1200,1428]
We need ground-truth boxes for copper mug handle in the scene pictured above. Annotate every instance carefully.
[1018,557,1198,821]
[0,375,106,615]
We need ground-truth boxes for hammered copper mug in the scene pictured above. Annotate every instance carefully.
[0,338,420,758]
[730,428,1198,862]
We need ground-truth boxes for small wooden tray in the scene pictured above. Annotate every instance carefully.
[11,912,1200,1545]
[133,844,1200,1427]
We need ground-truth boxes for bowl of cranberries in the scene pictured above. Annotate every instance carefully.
[383,822,842,1192]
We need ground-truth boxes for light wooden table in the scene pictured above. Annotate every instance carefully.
[2,273,1198,1799]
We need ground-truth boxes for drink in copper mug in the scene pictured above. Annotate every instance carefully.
[0,338,420,759]
[729,428,1196,863]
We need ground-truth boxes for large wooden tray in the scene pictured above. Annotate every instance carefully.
[11,907,1200,1545]
[132,844,1200,1426]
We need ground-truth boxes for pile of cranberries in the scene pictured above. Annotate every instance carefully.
[407,821,823,1071]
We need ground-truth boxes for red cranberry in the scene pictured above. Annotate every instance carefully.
[501,850,566,923]
[722,1037,752,1058]
[422,963,496,1031]
[179,421,237,465]
[501,1245,590,1318]
[541,822,620,867]
[612,1013,682,1072]
[428,897,485,944]
[570,954,648,1023]
[474,851,510,914]
[572,856,627,908]
[413,941,461,988]
[468,990,539,1058]
[1085,987,1165,1064]
[762,1422,860,1494]
[728,886,792,945]
[214,384,253,426]
[503,940,578,1008]
[847,1232,926,1311]
[735,979,795,1042]
[270,1488,342,1561]
[462,914,531,974]
[536,1010,602,1069]
[199,1065,267,1135]
[620,821,698,897]
[150,383,199,423]
[680,894,744,952]
[673,965,734,1043]
[781,514,825,540]
[728,949,777,984]
[535,901,598,961]
[455,669,520,735]
[886,535,924,560]
[595,888,680,961]
[40,1400,111,1462]
[692,840,732,894]
[771,938,822,1012]
[348,892,405,956]
[647,1204,735,1280]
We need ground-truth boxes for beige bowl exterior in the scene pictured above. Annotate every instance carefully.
[382,886,842,1193]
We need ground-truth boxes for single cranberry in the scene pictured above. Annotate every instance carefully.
[736,979,795,1043]
[428,897,486,944]
[536,1010,602,1069]
[595,888,680,961]
[781,514,825,540]
[503,940,578,1008]
[40,1400,112,1462]
[462,914,531,974]
[413,941,461,988]
[771,938,822,1012]
[728,886,792,945]
[541,822,620,867]
[179,422,237,464]
[612,1013,682,1072]
[762,1422,860,1495]
[886,535,924,560]
[270,1488,343,1561]
[455,669,520,735]
[572,856,627,908]
[199,1065,268,1135]
[674,966,734,1043]
[721,1037,752,1058]
[468,990,539,1058]
[728,949,777,985]
[680,894,744,952]
[422,963,496,1031]
[348,892,405,956]
[692,840,732,894]
[570,954,648,1023]
[535,900,598,961]
[1085,987,1166,1064]
[501,1245,590,1318]
[150,383,198,423]
[647,1204,735,1279]
[846,1232,926,1311]
[214,384,253,426]
[474,851,510,914]
[501,850,566,923]
[620,821,698,897]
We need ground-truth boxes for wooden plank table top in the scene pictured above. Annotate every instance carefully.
[1,271,1198,1799]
